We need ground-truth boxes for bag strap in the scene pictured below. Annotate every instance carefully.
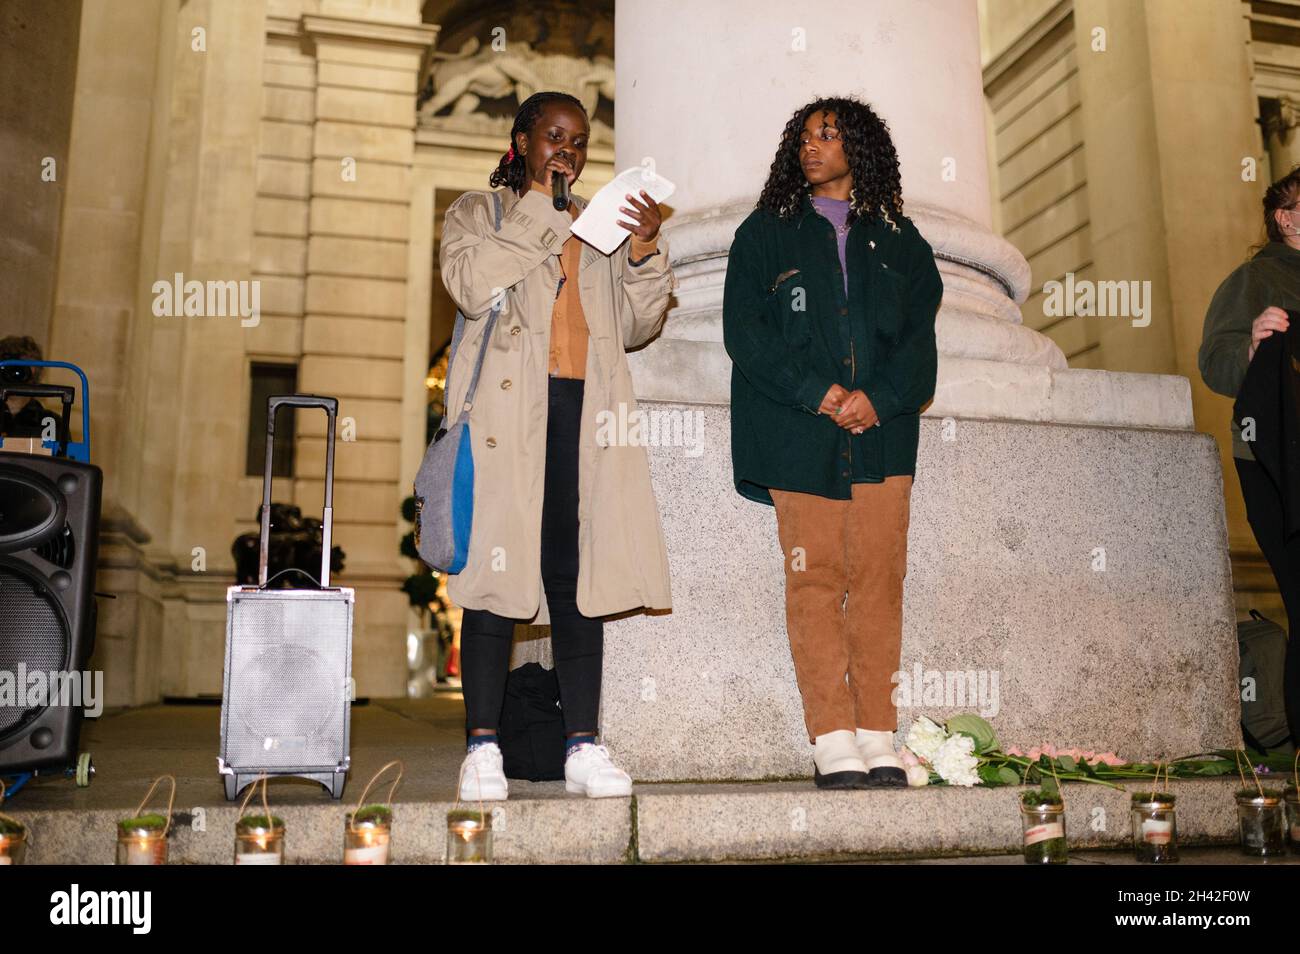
[447,189,507,415]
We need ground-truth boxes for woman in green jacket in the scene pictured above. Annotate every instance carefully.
[723,95,943,789]
[1199,164,1300,749]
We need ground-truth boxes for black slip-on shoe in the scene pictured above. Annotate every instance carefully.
[863,766,908,788]
[814,765,872,789]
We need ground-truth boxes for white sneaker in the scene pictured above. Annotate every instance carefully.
[458,742,508,801]
[564,743,633,798]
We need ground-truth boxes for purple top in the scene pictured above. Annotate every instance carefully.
[811,195,850,296]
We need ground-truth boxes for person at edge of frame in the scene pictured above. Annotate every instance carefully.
[1200,163,1300,753]
[0,335,55,439]
[723,95,944,789]
[437,90,675,801]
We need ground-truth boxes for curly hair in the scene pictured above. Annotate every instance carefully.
[756,95,903,231]
[488,91,588,194]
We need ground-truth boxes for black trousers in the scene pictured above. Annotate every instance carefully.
[460,375,604,737]
[1235,456,1300,747]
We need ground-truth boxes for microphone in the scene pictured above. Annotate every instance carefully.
[552,171,570,211]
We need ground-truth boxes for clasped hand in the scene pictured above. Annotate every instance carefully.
[819,383,877,433]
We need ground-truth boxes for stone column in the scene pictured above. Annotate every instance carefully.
[601,0,1237,780]
[296,7,436,694]
[615,0,1189,427]
[1263,96,1300,187]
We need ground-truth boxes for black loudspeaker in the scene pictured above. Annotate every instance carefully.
[0,451,102,773]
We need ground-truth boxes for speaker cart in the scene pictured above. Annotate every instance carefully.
[0,359,100,797]
[218,395,353,800]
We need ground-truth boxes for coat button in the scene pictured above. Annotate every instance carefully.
[839,307,848,315]
[841,470,850,477]
[841,450,850,460]
[842,357,851,366]
[501,379,512,389]
[485,436,497,448]
[510,326,521,335]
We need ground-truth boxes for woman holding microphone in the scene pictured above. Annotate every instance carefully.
[438,91,675,800]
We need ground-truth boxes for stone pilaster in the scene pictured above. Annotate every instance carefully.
[295,10,437,694]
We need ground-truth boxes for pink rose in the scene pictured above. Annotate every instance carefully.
[1089,751,1124,766]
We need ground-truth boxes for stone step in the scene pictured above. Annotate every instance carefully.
[11,776,1263,864]
[3,701,1272,864]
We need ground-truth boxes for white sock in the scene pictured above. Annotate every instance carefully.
[856,728,903,770]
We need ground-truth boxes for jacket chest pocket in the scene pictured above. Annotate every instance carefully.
[766,267,810,345]
[873,262,907,341]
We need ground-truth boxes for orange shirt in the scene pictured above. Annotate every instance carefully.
[528,178,659,379]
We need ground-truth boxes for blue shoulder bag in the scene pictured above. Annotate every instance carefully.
[413,189,507,573]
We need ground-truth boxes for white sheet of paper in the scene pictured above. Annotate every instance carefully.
[570,167,676,256]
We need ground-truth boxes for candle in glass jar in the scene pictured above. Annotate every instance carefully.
[344,829,389,864]
[343,808,392,866]
[1236,791,1285,856]
[446,813,493,864]
[0,829,22,865]
[234,817,285,865]
[124,835,166,865]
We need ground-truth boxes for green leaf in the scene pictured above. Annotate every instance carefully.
[946,714,998,753]
[996,767,1020,785]
[1191,761,1234,776]
[1058,755,1077,773]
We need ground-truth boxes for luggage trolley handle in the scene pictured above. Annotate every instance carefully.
[259,394,339,588]
[0,383,75,450]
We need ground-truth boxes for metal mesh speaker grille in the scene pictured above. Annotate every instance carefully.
[0,565,68,739]
[223,593,350,770]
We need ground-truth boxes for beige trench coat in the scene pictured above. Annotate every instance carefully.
[437,184,675,625]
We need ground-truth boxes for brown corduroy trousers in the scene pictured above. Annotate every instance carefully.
[770,476,913,743]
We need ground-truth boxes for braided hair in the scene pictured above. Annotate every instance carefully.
[488,91,588,194]
[756,95,903,231]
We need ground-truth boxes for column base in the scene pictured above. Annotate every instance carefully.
[602,406,1239,781]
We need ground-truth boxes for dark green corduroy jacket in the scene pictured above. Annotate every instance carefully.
[1199,240,1300,461]
[722,193,944,505]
